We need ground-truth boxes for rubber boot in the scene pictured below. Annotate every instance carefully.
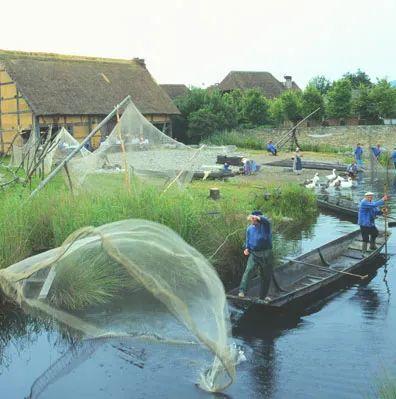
[369,237,377,251]
[362,242,368,257]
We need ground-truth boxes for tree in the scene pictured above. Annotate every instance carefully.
[370,79,396,119]
[351,84,379,122]
[308,75,331,95]
[268,97,285,126]
[280,90,302,123]
[326,79,352,119]
[343,69,371,89]
[301,86,324,120]
[241,89,270,126]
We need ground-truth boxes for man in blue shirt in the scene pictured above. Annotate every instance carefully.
[371,144,382,160]
[354,143,363,167]
[358,192,389,254]
[266,140,277,156]
[239,210,273,300]
[346,161,358,177]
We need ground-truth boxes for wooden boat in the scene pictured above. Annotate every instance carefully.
[227,229,387,315]
[264,159,348,171]
[316,197,358,220]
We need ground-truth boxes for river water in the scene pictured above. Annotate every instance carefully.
[1,173,396,398]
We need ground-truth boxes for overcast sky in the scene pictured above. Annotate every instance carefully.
[1,0,395,88]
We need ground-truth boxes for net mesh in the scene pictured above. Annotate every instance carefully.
[66,101,234,191]
[0,219,236,393]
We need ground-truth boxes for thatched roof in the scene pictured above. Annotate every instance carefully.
[217,71,300,98]
[160,84,190,100]
[0,50,180,116]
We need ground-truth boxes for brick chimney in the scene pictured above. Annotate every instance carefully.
[133,58,146,67]
[284,75,292,89]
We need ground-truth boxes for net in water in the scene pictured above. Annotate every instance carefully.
[0,219,236,395]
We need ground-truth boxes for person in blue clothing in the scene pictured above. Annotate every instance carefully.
[239,210,273,301]
[371,144,382,160]
[358,192,389,254]
[346,161,358,178]
[354,143,363,167]
[391,147,396,169]
[266,140,277,156]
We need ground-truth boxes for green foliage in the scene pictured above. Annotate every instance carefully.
[326,79,352,119]
[301,86,324,120]
[343,69,372,88]
[269,97,286,126]
[201,130,265,150]
[352,84,380,122]
[240,89,270,126]
[279,90,303,123]
[308,75,331,95]
[370,79,396,118]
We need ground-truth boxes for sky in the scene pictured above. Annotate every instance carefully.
[1,0,395,89]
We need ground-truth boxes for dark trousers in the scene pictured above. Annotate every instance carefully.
[360,226,378,243]
[240,249,273,298]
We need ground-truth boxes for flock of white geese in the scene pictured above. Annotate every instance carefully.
[304,169,355,190]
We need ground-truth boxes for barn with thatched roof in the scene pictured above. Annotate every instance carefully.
[160,84,190,100]
[216,71,300,98]
[0,50,180,153]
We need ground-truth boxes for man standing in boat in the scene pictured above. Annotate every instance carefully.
[358,192,389,255]
[239,211,273,301]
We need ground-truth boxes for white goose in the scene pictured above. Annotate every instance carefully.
[305,173,320,189]
[340,177,353,189]
[326,169,337,181]
[329,176,343,188]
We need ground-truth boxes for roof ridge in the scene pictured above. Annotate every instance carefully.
[0,49,141,65]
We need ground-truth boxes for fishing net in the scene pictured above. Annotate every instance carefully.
[9,128,90,176]
[65,101,234,191]
[0,219,236,395]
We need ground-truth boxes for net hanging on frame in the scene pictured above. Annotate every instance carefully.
[65,100,234,191]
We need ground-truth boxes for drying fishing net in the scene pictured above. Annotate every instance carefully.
[66,100,235,191]
[9,127,90,176]
[0,219,237,396]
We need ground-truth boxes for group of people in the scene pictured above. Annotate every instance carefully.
[237,193,390,301]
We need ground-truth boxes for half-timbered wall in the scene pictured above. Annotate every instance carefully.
[0,66,173,153]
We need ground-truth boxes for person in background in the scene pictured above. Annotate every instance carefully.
[293,147,303,175]
[371,143,382,160]
[266,140,277,156]
[239,211,273,301]
[358,192,389,255]
[223,162,231,174]
[354,143,363,167]
[391,147,396,169]
[346,161,358,178]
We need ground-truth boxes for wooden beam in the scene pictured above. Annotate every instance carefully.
[0,110,32,115]
[38,267,57,300]
[0,81,15,86]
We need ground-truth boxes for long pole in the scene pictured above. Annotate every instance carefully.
[29,96,131,199]
[275,107,321,149]
[284,257,368,279]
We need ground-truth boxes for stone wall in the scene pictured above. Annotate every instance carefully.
[253,125,396,150]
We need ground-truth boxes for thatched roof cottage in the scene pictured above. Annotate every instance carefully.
[216,71,300,98]
[160,84,190,100]
[0,50,180,153]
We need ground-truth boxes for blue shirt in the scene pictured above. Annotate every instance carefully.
[347,163,358,173]
[372,147,381,158]
[358,198,384,227]
[354,146,363,160]
[267,143,276,154]
[245,216,272,251]
[391,151,396,162]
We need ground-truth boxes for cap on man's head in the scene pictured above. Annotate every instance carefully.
[365,192,374,196]
[251,210,263,216]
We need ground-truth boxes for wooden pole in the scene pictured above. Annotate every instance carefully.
[284,257,368,279]
[115,106,131,193]
[29,96,131,199]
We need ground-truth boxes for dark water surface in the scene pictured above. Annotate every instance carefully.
[1,177,396,398]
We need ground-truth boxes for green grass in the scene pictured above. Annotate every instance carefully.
[0,175,317,308]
